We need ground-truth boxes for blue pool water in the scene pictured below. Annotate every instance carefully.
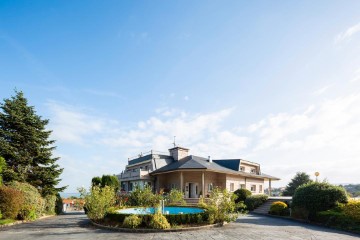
[117,206,204,215]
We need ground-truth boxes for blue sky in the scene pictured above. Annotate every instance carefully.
[1,1,360,192]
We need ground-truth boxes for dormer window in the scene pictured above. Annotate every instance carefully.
[250,168,256,174]
[240,167,245,172]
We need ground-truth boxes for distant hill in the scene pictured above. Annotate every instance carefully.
[340,184,360,197]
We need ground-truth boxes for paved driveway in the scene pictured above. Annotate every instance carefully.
[0,212,359,240]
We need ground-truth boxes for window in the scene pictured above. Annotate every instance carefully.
[208,183,213,192]
[240,184,246,189]
[230,183,234,192]
[250,168,256,174]
[259,185,263,193]
[251,185,256,192]
[171,183,176,189]
[240,166,245,172]
[145,165,148,170]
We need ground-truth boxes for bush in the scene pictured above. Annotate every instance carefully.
[244,194,268,211]
[0,210,2,219]
[0,186,24,219]
[128,186,162,207]
[44,195,56,215]
[292,182,348,219]
[149,212,170,229]
[236,201,247,213]
[342,200,360,222]
[85,185,116,220]
[269,201,289,216]
[166,189,186,206]
[200,188,237,224]
[8,181,45,220]
[314,210,360,233]
[234,189,251,203]
[123,215,141,228]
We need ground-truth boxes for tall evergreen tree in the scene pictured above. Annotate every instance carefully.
[0,90,66,196]
[282,172,312,196]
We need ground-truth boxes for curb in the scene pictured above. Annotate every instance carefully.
[91,220,222,233]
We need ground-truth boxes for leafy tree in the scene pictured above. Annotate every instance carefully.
[0,156,6,186]
[101,175,120,192]
[166,188,186,206]
[91,176,102,187]
[0,90,66,196]
[283,172,312,196]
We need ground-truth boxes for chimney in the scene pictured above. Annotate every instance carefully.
[169,146,189,161]
[208,156,212,163]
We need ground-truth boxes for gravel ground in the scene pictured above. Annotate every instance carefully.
[0,212,359,240]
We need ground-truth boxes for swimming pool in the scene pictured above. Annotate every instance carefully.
[117,206,204,215]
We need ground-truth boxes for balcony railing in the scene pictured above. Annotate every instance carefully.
[119,168,151,180]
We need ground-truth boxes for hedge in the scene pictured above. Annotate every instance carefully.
[313,210,360,233]
[104,211,209,227]
[244,194,268,211]
[8,181,45,220]
[292,182,348,219]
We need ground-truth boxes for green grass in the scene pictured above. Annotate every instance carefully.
[0,219,16,225]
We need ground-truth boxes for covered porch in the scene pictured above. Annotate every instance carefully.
[154,170,226,199]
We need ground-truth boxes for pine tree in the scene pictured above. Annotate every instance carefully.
[0,90,66,196]
[282,172,312,196]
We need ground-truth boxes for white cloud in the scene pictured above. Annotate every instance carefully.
[47,101,106,145]
[312,85,332,96]
[335,22,360,43]
[49,92,360,191]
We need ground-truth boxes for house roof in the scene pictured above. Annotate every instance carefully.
[213,159,241,171]
[150,155,280,180]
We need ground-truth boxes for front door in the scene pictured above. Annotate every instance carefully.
[186,182,199,198]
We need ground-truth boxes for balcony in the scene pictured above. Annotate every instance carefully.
[118,168,151,181]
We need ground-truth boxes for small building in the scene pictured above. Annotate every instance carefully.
[117,146,279,199]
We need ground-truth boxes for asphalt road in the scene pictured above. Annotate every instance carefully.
[0,212,359,240]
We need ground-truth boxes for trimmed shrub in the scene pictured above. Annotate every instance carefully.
[269,201,289,216]
[149,212,170,229]
[343,200,360,222]
[8,181,45,220]
[313,210,360,233]
[234,189,251,203]
[292,182,348,219]
[85,185,116,220]
[123,215,141,228]
[244,194,268,211]
[0,186,24,219]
